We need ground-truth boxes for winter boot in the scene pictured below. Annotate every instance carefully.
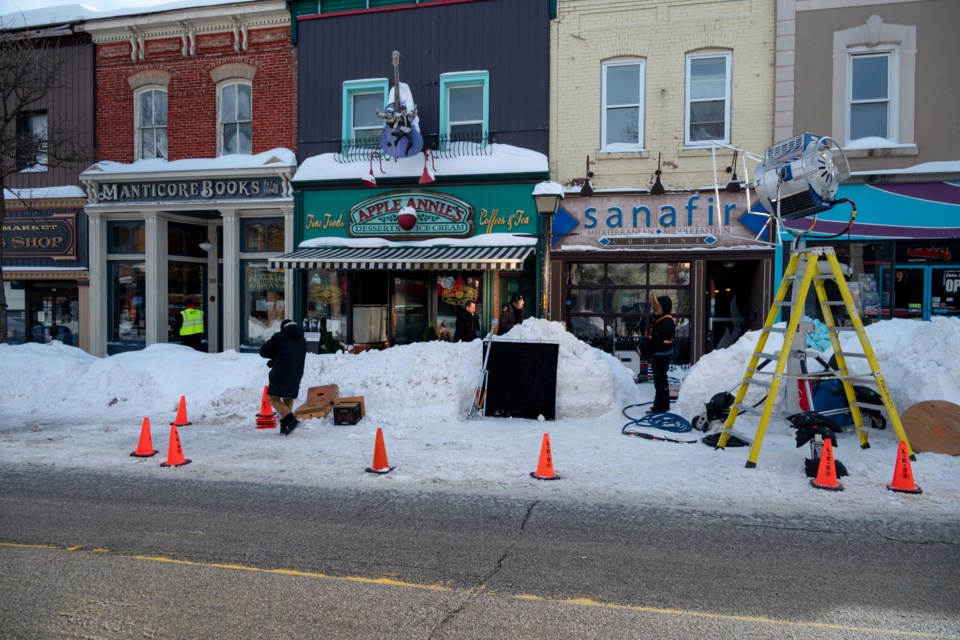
[284,413,301,436]
[279,412,293,435]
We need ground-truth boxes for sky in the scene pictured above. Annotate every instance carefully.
[1,316,958,522]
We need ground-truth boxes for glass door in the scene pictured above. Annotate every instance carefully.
[881,266,925,320]
[27,291,79,346]
[392,274,427,344]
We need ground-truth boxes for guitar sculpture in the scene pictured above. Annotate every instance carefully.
[378,50,423,158]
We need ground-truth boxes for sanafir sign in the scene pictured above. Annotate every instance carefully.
[349,191,474,238]
[94,177,284,203]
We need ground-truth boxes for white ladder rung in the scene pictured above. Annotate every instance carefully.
[836,351,867,358]
[824,301,847,306]
[743,377,771,388]
[756,352,781,361]
[764,326,787,334]
[827,326,857,332]
[772,301,791,306]
[850,401,884,410]
[842,375,876,385]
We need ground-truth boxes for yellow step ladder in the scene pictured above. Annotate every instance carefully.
[715,246,913,467]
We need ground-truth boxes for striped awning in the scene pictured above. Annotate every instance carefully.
[268,245,535,271]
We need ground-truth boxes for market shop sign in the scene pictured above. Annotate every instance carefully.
[1,213,77,259]
[349,191,474,238]
[93,177,284,203]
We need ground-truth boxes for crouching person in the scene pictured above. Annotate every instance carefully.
[260,319,308,435]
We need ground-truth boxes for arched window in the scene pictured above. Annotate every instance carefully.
[219,81,252,155]
[136,87,168,160]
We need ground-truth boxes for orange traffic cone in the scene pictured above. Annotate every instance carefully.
[160,424,191,468]
[130,417,158,458]
[887,440,922,494]
[810,437,843,491]
[171,395,191,427]
[530,433,559,480]
[365,428,394,474]
[255,386,278,430]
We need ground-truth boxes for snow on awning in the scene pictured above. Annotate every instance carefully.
[268,245,534,271]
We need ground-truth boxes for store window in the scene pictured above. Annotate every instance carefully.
[305,269,348,341]
[685,52,731,146]
[242,261,285,348]
[168,222,207,258]
[601,59,645,152]
[849,50,895,141]
[3,281,26,344]
[566,261,691,363]
[107,221,145,253]
[219,81,252,156]
[436,273,482,340]
[242,218,284,252]
[109,261,147,348]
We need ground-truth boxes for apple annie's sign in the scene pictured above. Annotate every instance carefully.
[349,191,474,238]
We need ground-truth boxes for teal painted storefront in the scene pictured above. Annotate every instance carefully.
[280,179,547,345]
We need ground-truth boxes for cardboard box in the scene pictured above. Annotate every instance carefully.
[333,401,363,425]
[294,384,339,420]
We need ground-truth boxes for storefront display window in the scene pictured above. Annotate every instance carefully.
[242,261,285,348]
[107,221,145,253]
[168,222,207,258]
[168,262,205,342]
[3,281,26,345]
[436,273,481,340]
[305,269,348,341]
[109,261,146,347]
[566,261,691,363]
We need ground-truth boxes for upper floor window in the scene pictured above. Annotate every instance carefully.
[219,82,252,155]
[440,71,488,143]
[16,110,47,172]
[242,218,284,252]
[342,79,388,147]
[136,88,168,160]
[685,52,731,146]
[848,49,897,142]
[601,60,644,152]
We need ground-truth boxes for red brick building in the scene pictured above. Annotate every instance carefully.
[80,0,298,355]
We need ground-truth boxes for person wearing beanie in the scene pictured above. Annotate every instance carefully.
[259,318,308,435]
[498,293,524,335]
[641,295,675,413]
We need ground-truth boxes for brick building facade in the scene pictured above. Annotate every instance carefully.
[81,0,299,356]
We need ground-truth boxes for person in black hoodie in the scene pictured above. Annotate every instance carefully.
[259,319,308,435]
[643,295,676,413]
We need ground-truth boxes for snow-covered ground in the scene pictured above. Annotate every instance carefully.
[1,317,958,522]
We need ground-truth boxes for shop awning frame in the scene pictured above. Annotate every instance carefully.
[268,245,535,271]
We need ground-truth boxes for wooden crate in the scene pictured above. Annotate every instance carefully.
[295,384,339,420]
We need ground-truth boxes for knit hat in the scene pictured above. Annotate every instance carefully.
[280,319,294,329]
[511,293,523,303]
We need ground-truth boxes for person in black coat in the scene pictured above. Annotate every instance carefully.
[498,293,524,335]
[259,319,308,435]
[453,300,480,342]
[641,295,676,413]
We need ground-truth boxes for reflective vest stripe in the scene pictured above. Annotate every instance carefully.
[180,308,204,336]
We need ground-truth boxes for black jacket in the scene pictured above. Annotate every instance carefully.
[647,296,675,356]
[453,307,479,342]
[259,322,307,398]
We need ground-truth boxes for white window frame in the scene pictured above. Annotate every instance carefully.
[846,47,898,144]
[600,59,645,153]
[341,78,388,146]
[134,86,168,160]
[218,80,253,156]
[684,51,731,147]
[831,17,916,152]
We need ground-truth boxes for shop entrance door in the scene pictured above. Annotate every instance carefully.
[704,261,755,353]
[392,274,428,344]
[880,265,960,320]
[26,289,79,346]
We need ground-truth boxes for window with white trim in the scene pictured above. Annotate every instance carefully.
[342,79,388,147]
[136,88,168,160]
[685,52,731,146]
[440,71,488,142]
[219,81,252,155]
[848,48,897,142]
[601,60,644,151]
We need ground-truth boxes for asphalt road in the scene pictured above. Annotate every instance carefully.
[1,466,958,639]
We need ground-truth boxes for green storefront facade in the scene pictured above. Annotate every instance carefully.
[273,177,548,346]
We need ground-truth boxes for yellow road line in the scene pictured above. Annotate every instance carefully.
[2,541,955,639]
